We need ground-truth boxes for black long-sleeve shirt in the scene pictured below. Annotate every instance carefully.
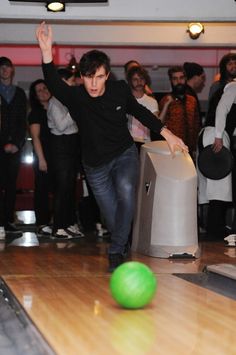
[43,62,163,167]
[28,106,52,161]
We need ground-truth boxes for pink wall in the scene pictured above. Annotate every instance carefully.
[0,44,233,67]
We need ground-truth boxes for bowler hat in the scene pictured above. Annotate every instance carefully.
[198,145,233,180]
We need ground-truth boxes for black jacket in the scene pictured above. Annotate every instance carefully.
[0,86,27,150]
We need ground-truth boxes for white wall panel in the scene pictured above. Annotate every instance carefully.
[3,0,236,22]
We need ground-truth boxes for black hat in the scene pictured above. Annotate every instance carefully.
[198,145,233,180]
[57,68,74,80]
[0,57,13,67]
[183,62,204,80]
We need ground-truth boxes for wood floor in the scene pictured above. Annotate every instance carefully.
[1,211,236,355]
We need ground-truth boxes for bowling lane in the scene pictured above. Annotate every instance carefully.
[0,237,229,277]
[3,273,236,355]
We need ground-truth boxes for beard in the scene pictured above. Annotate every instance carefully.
[172,83,186,97]
[228,71,236,80]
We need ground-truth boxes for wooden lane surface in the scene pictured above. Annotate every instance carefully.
[0,238,236,354]
[3,272,236,355]
[0,237,235,277]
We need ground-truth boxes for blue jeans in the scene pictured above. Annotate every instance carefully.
[84,144,139,255]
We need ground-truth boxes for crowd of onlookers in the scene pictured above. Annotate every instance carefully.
[1,51,236,243]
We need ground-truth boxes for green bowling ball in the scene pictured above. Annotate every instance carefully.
[110,261,157,309]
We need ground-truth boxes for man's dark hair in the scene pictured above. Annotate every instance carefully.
[124,60,140,74]
[219,53,236,82]
[126,66,150,86]
[168,66,186,79]
[0,56,13,67]
[79,50,110,76]
[183,62,204,80]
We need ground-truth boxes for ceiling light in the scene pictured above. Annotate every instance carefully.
[187,22,204,40]
[9,0,109,10]
[46,1,65,12]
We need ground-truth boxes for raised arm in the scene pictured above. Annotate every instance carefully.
[36,21,53,63]
[36,22,76,114]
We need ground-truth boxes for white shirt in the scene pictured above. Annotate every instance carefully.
[215,79,236,138]
[47,96,78,135]
[128,93,159,142]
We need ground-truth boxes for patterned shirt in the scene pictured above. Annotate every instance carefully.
[159,94,200,154]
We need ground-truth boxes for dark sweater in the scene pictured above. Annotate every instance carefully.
[0,86,27,149]
[43,62,163,167]
[185,84,203,126]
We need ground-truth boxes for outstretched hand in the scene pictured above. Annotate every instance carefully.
[36,21,53,63]
[160,127,189,157]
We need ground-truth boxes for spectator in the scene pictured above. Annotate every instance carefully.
[208,53,236,101]
[197,54,236,240]
[47,68,84,238]
[184,61,206,125]
[124,59,153,96]
[159,66,200,159]
[0,56,27,238]
[28,79,53,236]
[127,65,172,151]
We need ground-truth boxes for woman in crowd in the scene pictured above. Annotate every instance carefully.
[28,79,53,235]
[47,68,84,238]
